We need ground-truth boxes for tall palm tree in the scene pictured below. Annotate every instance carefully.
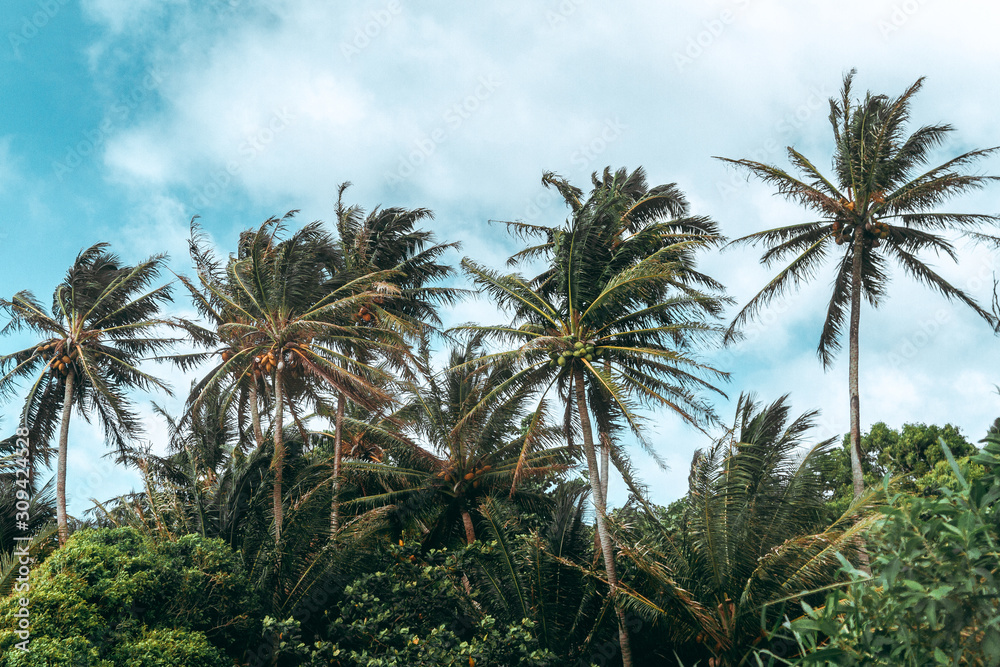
[615,394,876,666]
[501,167,726,506]
[719,71,999,503]
[173,220,274,454]
[326,184,462,530]
[175,216,396,542]
[454,177,729,666]
[0,244,176,545]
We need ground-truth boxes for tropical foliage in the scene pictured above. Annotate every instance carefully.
[614,394,875,666]
[763,436,1000,666]
[0,71,998,666]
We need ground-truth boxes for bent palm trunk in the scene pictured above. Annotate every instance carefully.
[575,368,634,667]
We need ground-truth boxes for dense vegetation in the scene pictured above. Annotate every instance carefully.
[0,73,998,666]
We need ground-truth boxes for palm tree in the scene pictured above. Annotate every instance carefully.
[501,167,726,507]
[175,216,396,543]
[103,383,274,547]
[326,184,462,530]
[340,335,570,548]
[454,173,729,666]
[616,394,876,666]
[0,244,176,545]
[471,481,615,661]
[719,70,999,503]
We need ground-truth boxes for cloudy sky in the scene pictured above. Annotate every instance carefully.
[3,0,1000,514]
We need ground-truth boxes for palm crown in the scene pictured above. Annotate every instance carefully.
[342,335,570,548]
[175,216,398,542]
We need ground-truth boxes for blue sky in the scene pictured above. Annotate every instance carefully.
[3,0,1000,515]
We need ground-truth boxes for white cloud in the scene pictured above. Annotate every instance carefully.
[55,0,1000,508]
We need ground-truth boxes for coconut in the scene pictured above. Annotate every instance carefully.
[586,354,594,361]
[557,356,566,366]
[574,341,585,349]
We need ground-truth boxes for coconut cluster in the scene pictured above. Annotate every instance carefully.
[355,305,376,324]
[37,339,77,376]
[255,349,282,375]
[832,193,890,247]
[220,344,308,378]
[436,463,492,490]
[546,336,603,369]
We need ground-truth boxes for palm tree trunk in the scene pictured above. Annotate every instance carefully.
[331,392,345,534]
[272,367,285,544]
[574,367,634,667]
[56,372,74,547]
[461,509,476,545]
[599,428,610,508]
[250,381,265,448]
[849,236,871,573]
[599,360,611,507]
[848,238,864,500]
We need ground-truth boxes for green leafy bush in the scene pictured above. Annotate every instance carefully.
[0,527,258,665]
[266,543,556,666]
[762,438,1000,666]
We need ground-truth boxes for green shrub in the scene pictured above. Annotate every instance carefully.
[265,543,556,666]
[0,527,258,665]
[760,438,1000,666]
